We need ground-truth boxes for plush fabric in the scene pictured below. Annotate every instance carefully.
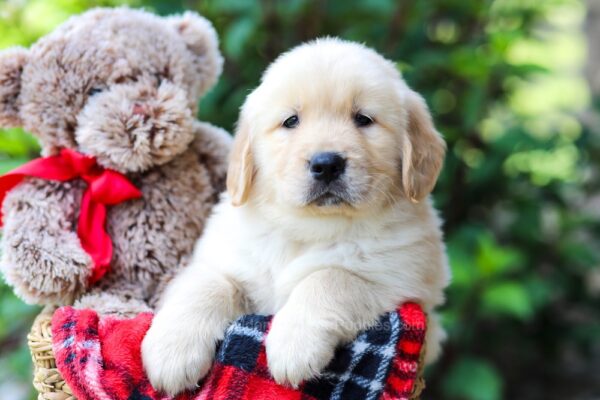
[52,303,425,400]
[0,148,141,283]
[0,8,231,313]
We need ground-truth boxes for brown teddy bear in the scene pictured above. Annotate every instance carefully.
[0,7,232,316]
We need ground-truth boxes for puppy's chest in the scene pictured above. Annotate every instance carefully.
[238,235,309,314]
[238,236,375,313]
[240,223,433,308]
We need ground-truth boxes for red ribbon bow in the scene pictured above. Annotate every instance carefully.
[0,148,142,284]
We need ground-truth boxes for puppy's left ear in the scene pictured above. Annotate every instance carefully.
[400,90,446,202]
[167,12,224,96]
[227,118,254,206]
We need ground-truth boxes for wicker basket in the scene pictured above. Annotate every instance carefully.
[27,306,426,400]
[28,306,74,400]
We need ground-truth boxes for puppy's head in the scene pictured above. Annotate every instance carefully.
[227,39,445,216]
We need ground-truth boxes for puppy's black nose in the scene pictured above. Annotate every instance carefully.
[309,152,346,183]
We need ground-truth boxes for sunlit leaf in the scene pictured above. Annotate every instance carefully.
[482,281,534,320]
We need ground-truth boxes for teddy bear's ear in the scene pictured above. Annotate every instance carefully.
[168,12,224,96]
[0,47,28,127]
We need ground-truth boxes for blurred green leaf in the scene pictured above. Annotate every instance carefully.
[476,234,524,277]
[482,281,534,320]
[224,17,256,60]
[443,357,503,400]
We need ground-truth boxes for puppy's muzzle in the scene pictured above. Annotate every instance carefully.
[309,152,346,184]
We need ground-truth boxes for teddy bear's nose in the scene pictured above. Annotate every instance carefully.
[132,103,149,117]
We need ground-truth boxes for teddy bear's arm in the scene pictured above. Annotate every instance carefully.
[0,178,92,305]
[189,121,233,198]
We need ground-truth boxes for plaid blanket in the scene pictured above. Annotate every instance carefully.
[51,303,426,400]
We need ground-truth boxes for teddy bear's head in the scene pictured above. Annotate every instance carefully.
[0,8,223,173]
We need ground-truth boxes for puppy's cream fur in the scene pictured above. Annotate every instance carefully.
[142,38,450,395]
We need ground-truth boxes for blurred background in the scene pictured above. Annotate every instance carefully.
[0,0,599,399]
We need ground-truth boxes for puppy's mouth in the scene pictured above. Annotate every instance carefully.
[305,182,352,207]
[314,192,345,206]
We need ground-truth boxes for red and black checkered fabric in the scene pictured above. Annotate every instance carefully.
[52,303,426,400]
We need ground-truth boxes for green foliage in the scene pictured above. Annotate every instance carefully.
[1,0,599,399]
[0,284,38,400]
[443,357,503,400]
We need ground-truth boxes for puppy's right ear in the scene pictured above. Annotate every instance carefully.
[0,47,28,127]
[226,118,254,206]
[400,89,446,202]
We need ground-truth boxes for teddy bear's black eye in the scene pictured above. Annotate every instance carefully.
[354,113,374,127]
[283,115,299,129]
[87,87,103,97]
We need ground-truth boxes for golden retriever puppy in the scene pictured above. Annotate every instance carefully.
[142,38,450,396]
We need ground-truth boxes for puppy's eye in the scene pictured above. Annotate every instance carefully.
[282,115,300,129]
[87,87,103,97]
[354,113,374,127]
[155,73,164,86]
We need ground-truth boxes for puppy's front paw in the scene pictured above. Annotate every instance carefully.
[266,312,337,388]
[142,316,215,396]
